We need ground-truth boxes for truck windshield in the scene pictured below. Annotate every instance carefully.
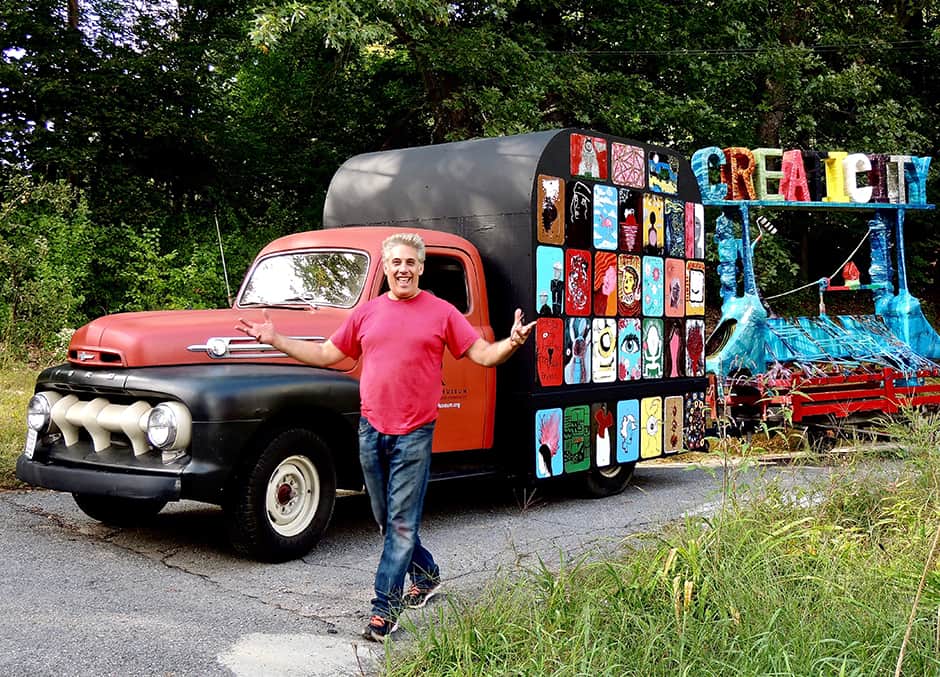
[238,250,369,309]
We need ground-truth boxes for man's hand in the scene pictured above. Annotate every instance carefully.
[509,308,536,347]
[236,309,277,344]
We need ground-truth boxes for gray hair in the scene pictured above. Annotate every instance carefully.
[381,233,426,264]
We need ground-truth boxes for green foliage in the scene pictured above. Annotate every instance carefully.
[0,368,34,488]
[389,444,940,675]
[0,175,94,361]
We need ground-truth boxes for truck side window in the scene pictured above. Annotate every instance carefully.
[422,255,470,312]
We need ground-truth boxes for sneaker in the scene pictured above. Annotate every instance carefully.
[403,580,442,609]
[362,614,398,643]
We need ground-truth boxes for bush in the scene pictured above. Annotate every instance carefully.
[0,175,94,364]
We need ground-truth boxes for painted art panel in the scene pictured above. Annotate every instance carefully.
[617,318,642,381]
[536,318,564,387]
[593,251,618,316]
[617,188,644,253]
[664,198,685,258]
[565,180,593,249]
[686,318,705,376]
[536,246,564,317]
[592,318,617,383]
[570,134,608,180]
[565,249,592,316]
[643,193,664,255]
[591,402,616,468]
[615,399,640,463]
[563,405,591,473]
[685,202,705,259]
[642,318,664,380]
[564,317,592,385]
[535,408,564,478]
[640,396,663,459]
[617,254,642,317]
[664,318,685,378]
[611,142,645,189]
[664,258,686,318]
[537,175,565,245]
[663,396,684,454]
[686,260,706,316]
[648,150,679,194]
[642,256,664,317]
[593,184,618,250]
[684,391,707,451]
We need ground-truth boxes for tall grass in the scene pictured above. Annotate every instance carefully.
[386,412,940,676]
[0,367,34,488]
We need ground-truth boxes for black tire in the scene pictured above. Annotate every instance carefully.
[224,428,337,562]
[806,426,837,453]
[581,461,636,498]
[72,493,168,527]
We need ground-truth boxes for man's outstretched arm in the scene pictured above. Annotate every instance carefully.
[237,309,348,367]
[465,308,536,367]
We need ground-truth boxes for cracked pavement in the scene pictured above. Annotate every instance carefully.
[0,461,843,675]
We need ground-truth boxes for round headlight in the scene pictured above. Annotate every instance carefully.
[147,404,178,449]
[27,394,53,432]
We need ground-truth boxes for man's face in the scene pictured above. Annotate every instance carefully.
[384,243,424,300]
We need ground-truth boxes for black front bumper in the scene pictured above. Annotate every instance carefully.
[16,454,182,501]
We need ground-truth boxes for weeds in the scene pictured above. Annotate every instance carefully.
[388,409,940,676]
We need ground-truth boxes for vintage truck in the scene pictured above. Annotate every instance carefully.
[17,129,708,561]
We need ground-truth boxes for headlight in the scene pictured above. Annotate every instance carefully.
[27,392,61,432]
[146,402,192,450]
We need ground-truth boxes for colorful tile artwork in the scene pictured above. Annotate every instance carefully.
[591,318,617,383]
[686,319,705,376]
[591,402,616,467]
[685,202,705,259]
[566,180,593,249]
[640,396,663,459]
[571,134,609,180]
[531,132,707,474]
[648,150,679,194]
[642,256,664,317]
[564,317,592,385]
[593,184,618,250]
[565,249,592,317]
[686,261,706,315]
[537,175,565,245]
[563,405,592,473]
[615,399,640,462]
[665,199,685,257]
[618,188,644,252]
[535,408,564,478]
[663,395,684,453]
[617,318,642,381]
[643,194,665,255]
[536,318,564,386]
[664,258,686,318]
[684,391,707,451]
[594,252,618,316]
[618,254,642,317]
[642,318,664,379]
[664,318,685,378]
[611,143,645,188]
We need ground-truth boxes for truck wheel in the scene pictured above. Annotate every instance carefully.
[72,493,168,526]
[225,428,336,562]
[581,462,636,498]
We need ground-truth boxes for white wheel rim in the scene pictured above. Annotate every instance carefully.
[598,465,622,479]
[266,454,320,537]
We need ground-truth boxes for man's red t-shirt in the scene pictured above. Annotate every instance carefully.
[330,291,480,435]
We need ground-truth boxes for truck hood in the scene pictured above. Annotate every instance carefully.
[68,307,355,369]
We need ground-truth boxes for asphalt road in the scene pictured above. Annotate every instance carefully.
[0,460,855,676]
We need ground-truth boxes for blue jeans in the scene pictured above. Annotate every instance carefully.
[358,417,440,618]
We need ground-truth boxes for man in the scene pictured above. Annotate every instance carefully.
[237,232,535,642]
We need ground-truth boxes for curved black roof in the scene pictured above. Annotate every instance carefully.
[323,130,561,227]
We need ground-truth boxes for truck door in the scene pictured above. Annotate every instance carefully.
[422,249,495,452]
